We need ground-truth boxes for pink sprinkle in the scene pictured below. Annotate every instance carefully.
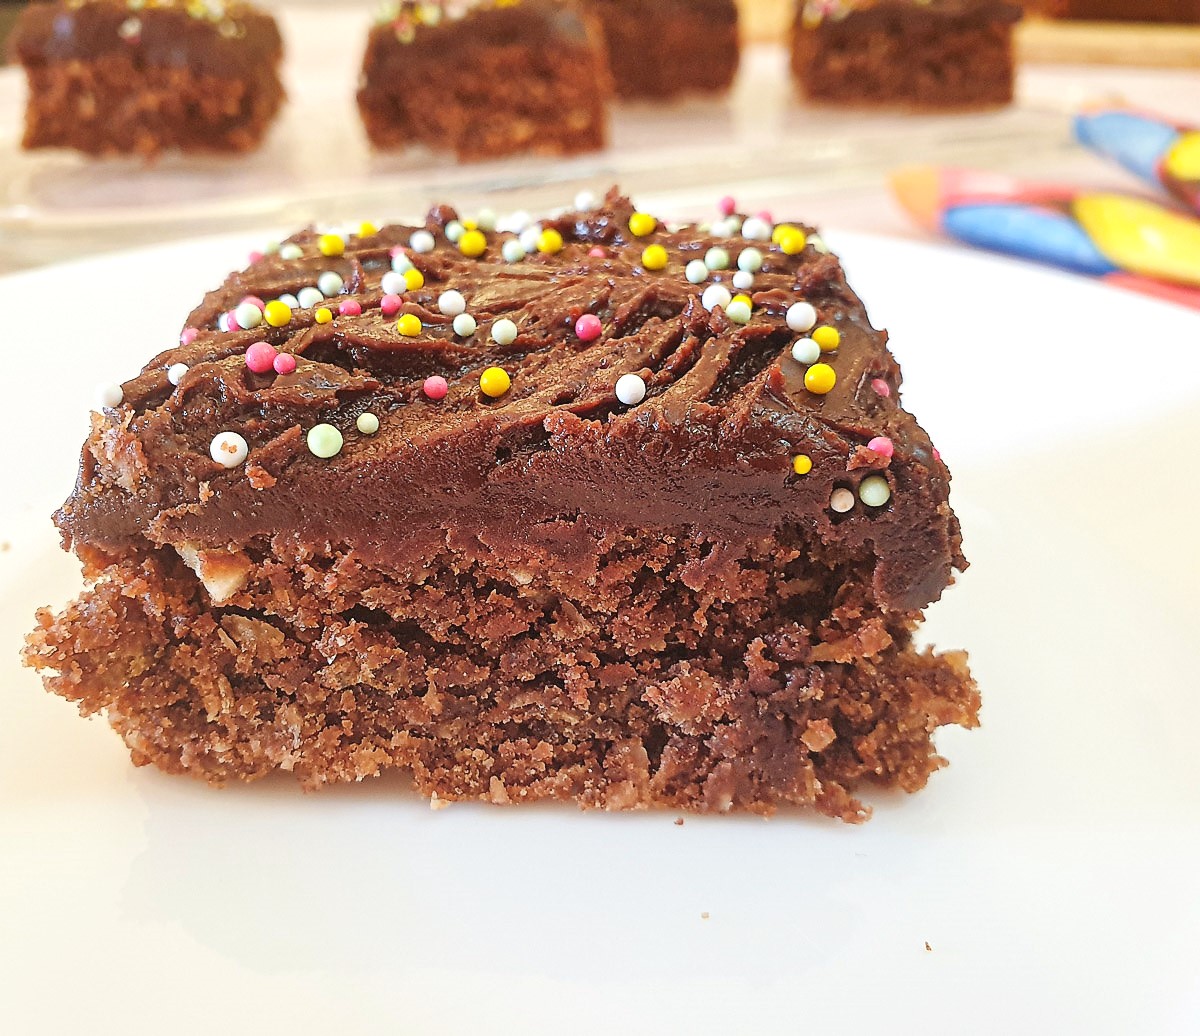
[339,299,363,317]
[180,327,199,346]
[718,195,736,217]
[423,376,449,401]
[871,378,891,398]
[575,313,603,342]
[588,246,606,258]
[248,251,264,265]
[241,295,265,311]
[757,210,773,224]
[226,310,242,332]
[273,353,297,375]
[380,293,403,317]
[390,246,408,259]
[933,448,942,463]
[868,436,895,459]
[245,342,278,374]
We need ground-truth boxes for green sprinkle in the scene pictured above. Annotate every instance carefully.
[858,475,892,508]
[307,423,344,459]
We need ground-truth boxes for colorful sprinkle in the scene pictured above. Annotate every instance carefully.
[318,271,345,297]
[318,234,344,257]
[297,287,324,310]
[830,487,855,513]
[871,378,891,398]
[804,363,837,395]
[245,342,277,373]
[792,454,813,476]
[359,221,378,238]
[812,326,841,352]
[787,302,818,334]
[732,270,754,291]
[519,225,542,253]
[737,247,764,273]
[97,383,123,408]
[357,412,380,435]
[423,376,449,400]
[410,230,436,254]
[381,271,407,295]
[380,294,403,317]
[391,250,414,272]
[210,431,248,469]
[538,228,565,255]
[263,300,292,327]
[741,216,773,241]
[575,190,599,212]
[726,299,752,325]
[444,220,466,243]
[480,366,512,398]
[278,293,299,310]
[180,327,199,346]
[338,299,362,317]
[315,307,333,324]
[502,239,527,263]
[701,284,732,312]
[273,353,297,375]
[453,313,478,337]
[475,208,497,231]
[459,229,487,257]
[867,436,895,459]
[642,244,669,271]
[629,212,657,237]
[588,246,607,259]
[777,227,807,255]
[791,338,821,365]
[167,362,188,386]
[859,475,892,508]
[685,259,709,284]
[403,268,425,291]
[438,290,466,316]
[491,318,518,346]
[307,424,343,459]
[234,301,263,330]
[704,247,730,271]
[615,373,647,406]
[396,314,422,337]
[279,243,303,261]
[718,195,737,217]
[575,313,603,341]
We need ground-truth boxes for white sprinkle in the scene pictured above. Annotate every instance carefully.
[210,431,249,469]
[701,284,732,312]
[705,247,730,271]
[830,488,856,514]
[492,318,518,346]
[726,300,752,325]
[317,271,345,297]
[217,312,232,333]
[234,301,263,329]
[497,210,532,234]
[410,230,436,254]
[741,217,773,241]
[167,363,189,386]
[391,252,414,273]
[279,243,303,260]
[737,247,764,273]
[574,190,599,212]
[787,302,818,334]
[381,271,407,295]
[809,234,831,254]
[685,259,709,284]
[356,412,381,436]
[615,373,647,406]
[297,286,324,309]
[452,313,477,337]
[118,16,141,40]
[475,208,497,232]
[859,475,892,508]
[277,293,299,310]
[444,220,466,244]
[791,338,821,365]
[502,239,527,263]
[732,270,754,291]
[519,225,542,254]
[97,383,124,409]
[438,290,466,317]
[710,217,738,238]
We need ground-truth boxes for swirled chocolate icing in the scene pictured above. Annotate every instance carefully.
[59,190,964,613]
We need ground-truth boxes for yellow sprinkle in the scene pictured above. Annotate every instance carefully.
[318,234,345,257]
[629,212,657,237]
[538,228,564,254]
[732,293,753,308]
[403,268,425,291]
[459,229,487,258]
[462,219,478,231]
[396,314,422,337]
[793,455,813,476]
[777,227,807,255]
[358,221,378,238]
[263,300,292,327]
[812,326,841,352]
[314,307,333,324]
[480,366,511,398]
[771,224,794,245]
[805,363,836,395]
[641,244,668,271]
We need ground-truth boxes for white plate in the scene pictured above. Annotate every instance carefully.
[2,225,1198,1035]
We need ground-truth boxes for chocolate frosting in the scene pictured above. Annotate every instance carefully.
[59,190,965,613]
[11,0,283,77]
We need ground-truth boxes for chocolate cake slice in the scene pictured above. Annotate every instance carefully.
[792,0,1022,109]
[10,0,285,158]
[25,190,978,821]
[357,0,611,161]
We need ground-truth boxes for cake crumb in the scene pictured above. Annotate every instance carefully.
[674,817,684,826]
[429,793,450,811]
[0,541,9,552]
[925,941,932,952]
[701,912,710,920]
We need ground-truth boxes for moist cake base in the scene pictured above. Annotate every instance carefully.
[26,519,978,821]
